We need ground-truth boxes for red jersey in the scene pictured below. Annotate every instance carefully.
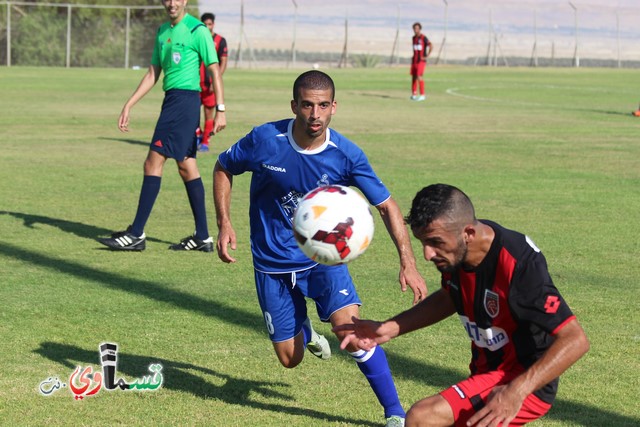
[441,220,575,404]
[200,33,228,88]
[412,34,430,64]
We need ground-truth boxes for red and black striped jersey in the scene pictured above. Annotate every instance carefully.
[441,220,575,404]
[412,34,430,64]
[200,33,228,88]
[212,33,228,58]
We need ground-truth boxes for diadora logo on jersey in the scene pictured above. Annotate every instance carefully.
[339,289,349,296]
[262,163,287,173]
[459,315,509,351]
[484,289,499,318]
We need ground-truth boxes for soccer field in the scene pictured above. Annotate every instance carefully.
[0,66,638,426]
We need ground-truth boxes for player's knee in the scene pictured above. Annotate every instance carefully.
[406,398,449,427]
[273,342,304,369]
[275,353,302,369]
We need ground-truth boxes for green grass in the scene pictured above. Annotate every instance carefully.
[0,65,639,426]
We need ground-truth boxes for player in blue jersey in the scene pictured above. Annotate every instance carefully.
[213,70,428,427]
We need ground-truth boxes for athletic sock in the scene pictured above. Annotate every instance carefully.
[202,119,214,146]
[185,177,209,240]
[301,319,312,347]
[351,346,405,418]
[412,80,417,95]
[419,80,425,95]
[131,175,161,237]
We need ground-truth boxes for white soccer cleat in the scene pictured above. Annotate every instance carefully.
[304,318,331,360]
[385,415,405,427]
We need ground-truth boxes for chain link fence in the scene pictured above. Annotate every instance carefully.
[2,1,640,69]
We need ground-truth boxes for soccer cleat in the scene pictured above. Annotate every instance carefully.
[410,95,418,101]
[385,415,405,427]
[633,110,640,117]
[169,235,214,252]
[417,95,426,101]
[98,226,146,251]
[304,318,331,360]
[198,143,210,152]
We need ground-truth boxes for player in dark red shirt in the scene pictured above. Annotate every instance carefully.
[335,184,589,427]
[198,12,228,152]
[410,22,432,101]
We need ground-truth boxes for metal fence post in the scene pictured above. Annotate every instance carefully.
[66,4,71,68]
[6,1,11,67]
[125,7,130,69]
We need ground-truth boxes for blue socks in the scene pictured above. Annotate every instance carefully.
[184,177,209,240]
[351,346,405,418]
[131,175,161,237]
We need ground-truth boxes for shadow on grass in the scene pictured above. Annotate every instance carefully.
[98,136,149,147]
[0,241,263,333]
[34,341,379,426]
[354,92,394,99]
[0,211,172,245]
[6,241,635,425]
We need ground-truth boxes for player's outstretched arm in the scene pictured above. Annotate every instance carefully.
[467,318,589,427]
[375,197,428,304]
[206,63,226,134]
[213,161,237,263]
[118,64,160,132]
[334,289,455,350]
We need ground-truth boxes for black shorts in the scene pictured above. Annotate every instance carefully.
[150,89,200,161]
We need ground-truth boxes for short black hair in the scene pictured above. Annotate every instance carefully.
[201,13,215,22]
[292,70,335,102]
[405,184,476,231]
[413,22,422,29]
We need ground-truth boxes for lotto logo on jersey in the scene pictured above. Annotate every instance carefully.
[459,315,509,351]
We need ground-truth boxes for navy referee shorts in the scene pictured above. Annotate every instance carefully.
[150,89,200,161]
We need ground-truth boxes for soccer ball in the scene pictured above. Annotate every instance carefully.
[293,185,374,265]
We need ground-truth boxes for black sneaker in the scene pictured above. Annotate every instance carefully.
[98,226,146,251]
[169,235,214,252]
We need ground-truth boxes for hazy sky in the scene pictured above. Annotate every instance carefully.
[197,0,640,60]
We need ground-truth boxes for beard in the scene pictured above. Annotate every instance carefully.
[435,235,468,273]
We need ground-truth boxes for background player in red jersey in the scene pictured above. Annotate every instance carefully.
[335,184,589,427]
[198,12,228,152]
[410,22,432,102]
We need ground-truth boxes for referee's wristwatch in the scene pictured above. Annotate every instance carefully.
[216,104,226,112]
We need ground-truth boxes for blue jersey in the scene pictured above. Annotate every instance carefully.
[218,119,391,273]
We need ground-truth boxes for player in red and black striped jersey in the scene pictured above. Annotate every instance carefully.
[335,184,589,427]
[198,12,228,152]
[410,22,432,101]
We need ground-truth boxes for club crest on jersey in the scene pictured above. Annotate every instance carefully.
[484,289,500,318]
[172,52,181,64]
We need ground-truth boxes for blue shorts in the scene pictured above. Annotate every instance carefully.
[150,89,200,161]
[254,264,362,343]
